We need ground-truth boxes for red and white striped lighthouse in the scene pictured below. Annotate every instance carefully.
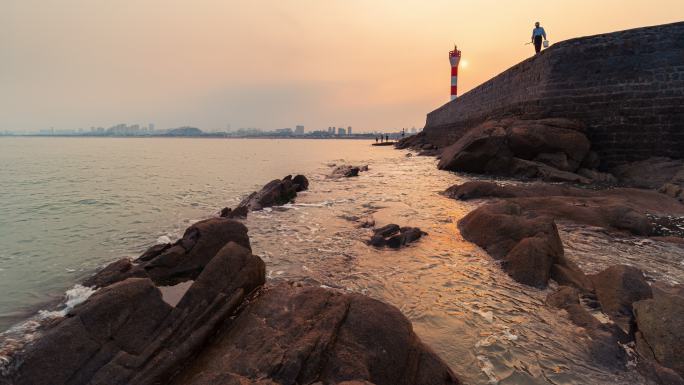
[449,45,461,101]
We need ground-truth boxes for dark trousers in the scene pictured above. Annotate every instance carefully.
[534,35,543,53]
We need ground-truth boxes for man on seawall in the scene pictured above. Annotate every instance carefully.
[532,21,547,54]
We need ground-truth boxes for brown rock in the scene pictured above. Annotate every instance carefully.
[458,201,563,287]
[171,283,460,385]
[590,265,652,331]
[634,286,684,378]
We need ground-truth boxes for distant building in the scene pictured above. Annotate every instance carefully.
[347,126,352,136]
[338,127,346,136]
[294,125,305,135]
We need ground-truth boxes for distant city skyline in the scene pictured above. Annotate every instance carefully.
[3,1,682,132]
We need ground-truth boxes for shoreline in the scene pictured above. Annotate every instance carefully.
[2,142,683,384]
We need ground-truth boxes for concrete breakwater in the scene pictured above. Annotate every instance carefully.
[420,21,684,167]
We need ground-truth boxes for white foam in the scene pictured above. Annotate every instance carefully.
[38,284,96,319]
[156,235,172,244]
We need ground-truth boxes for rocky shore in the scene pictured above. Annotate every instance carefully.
[392,22,684,384]
[0,176,460,385]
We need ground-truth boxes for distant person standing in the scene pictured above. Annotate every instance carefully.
[531,22,547,54]
[385,134,389,142]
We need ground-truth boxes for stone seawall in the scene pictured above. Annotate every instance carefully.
[424,22,684,167]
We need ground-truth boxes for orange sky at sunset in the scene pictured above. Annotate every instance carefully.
[3,1,683,132]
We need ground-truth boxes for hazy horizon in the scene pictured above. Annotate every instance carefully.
[3,1,683,133]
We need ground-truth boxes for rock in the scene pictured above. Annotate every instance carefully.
[82,258,143,288]
[374,224,400,238]
[170,283,460,385]
[175,242,265,310]
[368,234,386,247]
[611,157,684,189]
[545,285,629,369]
[400,227,426,245]
[138,243,172,262]
[437,118,591,180]
[292,174,309,192]
[370,225,426,249]
[331,165,361,178]
[85,218,251,288]
[589,265,652,332]
[659,183,684,202]
[550,257,594,293]
[577,168,618,184]
[580,151,601,170]
[237,176,299,211]
[459,201,563,260]
[448,181,668,236]
[637,360,684,385]
[633,285,684,378]
[534,152,571,172]
[142,218,251,285]
[503,235,557,287]
[9,278,173,385]
[220,205,248,219]
[458,201,564,287]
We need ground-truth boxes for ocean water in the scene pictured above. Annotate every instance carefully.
[0,137,382,330]
[2,137,681,384]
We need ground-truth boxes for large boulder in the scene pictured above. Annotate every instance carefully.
[84,218,251,288]
[170,283,460,385]
[589,265,653,332]
[458,201,564,287]
[633,285,684,379]
[438,118,591,181]
[6,241,269,385]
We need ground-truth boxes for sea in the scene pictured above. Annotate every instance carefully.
[2,136,681,384]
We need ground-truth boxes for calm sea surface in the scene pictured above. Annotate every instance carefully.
[0,137,381,330]
[2,136,680,384]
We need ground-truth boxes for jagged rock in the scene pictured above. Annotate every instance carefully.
[142,218,251,285]
[589,265,653,332]
[170,283,460,385]
[458,201,564,287]
[237,175,299,211]
[437,118,591,181]
[84,218,251,288]
[633,285,684,379]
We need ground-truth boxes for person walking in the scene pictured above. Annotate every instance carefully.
[531,22,547,54]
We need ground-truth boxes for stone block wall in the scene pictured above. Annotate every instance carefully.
[424,22,684,167]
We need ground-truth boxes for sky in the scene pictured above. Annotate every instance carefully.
[2,1,683,133]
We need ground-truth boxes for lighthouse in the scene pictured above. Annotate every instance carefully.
[449,45,462,101]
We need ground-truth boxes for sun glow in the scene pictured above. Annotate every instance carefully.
[460,60,469,69]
